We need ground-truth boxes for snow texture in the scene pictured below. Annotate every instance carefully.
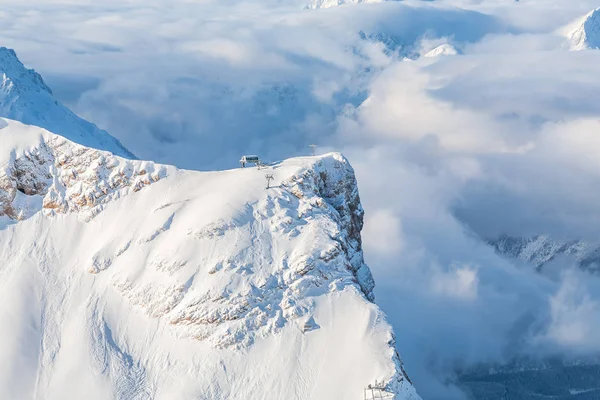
[0,120,419,400]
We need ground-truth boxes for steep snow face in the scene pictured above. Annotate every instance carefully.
[0,120,419,400]
[561,8,600,51]
[0,47,133,158]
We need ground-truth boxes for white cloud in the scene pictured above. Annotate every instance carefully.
[431,264,479,300]
[362,208,404,257]
[537,271,600,354]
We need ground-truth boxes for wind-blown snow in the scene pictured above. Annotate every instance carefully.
[0,120,418,399]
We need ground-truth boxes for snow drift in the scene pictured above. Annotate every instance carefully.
[0,118,418,400]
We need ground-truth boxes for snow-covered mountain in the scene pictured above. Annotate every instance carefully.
[422,43,460,58]
[0,47,133,158]
[490,235,600,274]
[0,118,419,399]
[560,8,600,51]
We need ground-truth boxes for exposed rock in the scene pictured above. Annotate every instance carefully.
[0,122,169,222]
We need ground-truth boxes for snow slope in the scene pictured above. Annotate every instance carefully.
[0,47,133,158]
[560,8,600,51]
[0,118,419,400]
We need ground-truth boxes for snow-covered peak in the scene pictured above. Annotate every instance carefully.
[423,43,460,58]
[0,47,53,95]
[560,8,600,51]
[0,122,419,399]
[0,47,133,158]
[490,234,600,274]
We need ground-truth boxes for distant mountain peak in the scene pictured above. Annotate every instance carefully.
[489,234,600,274]
[422,43,460,58]
[561,7,600,51]
[0,47,53,95]
[0,46,134,158]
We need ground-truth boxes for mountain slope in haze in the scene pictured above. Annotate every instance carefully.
[460,360,600,400]
[560,8,600,51]
[490,235,600,274]
[0,118,419,400]
[0,47,133,158]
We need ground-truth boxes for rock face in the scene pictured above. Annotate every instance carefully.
[0,121,419,400]
[285,154,375,300]
[0,47,133,158]
[561,8,600,51]
[0,119,168,222]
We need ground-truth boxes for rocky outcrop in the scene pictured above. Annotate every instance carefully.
[285,153,376,300]
[0,121,168,221]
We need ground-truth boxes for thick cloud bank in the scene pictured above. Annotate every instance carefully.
[2,0,600,398]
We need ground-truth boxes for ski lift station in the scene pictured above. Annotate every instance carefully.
[240,155,260,168]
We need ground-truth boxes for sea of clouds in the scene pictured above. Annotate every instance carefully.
[2,0,600,398]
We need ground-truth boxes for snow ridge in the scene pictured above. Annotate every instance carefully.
[0,119,168,224]
[561,8,600,51]
[0,47,134,158]
[490,235,600,273]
